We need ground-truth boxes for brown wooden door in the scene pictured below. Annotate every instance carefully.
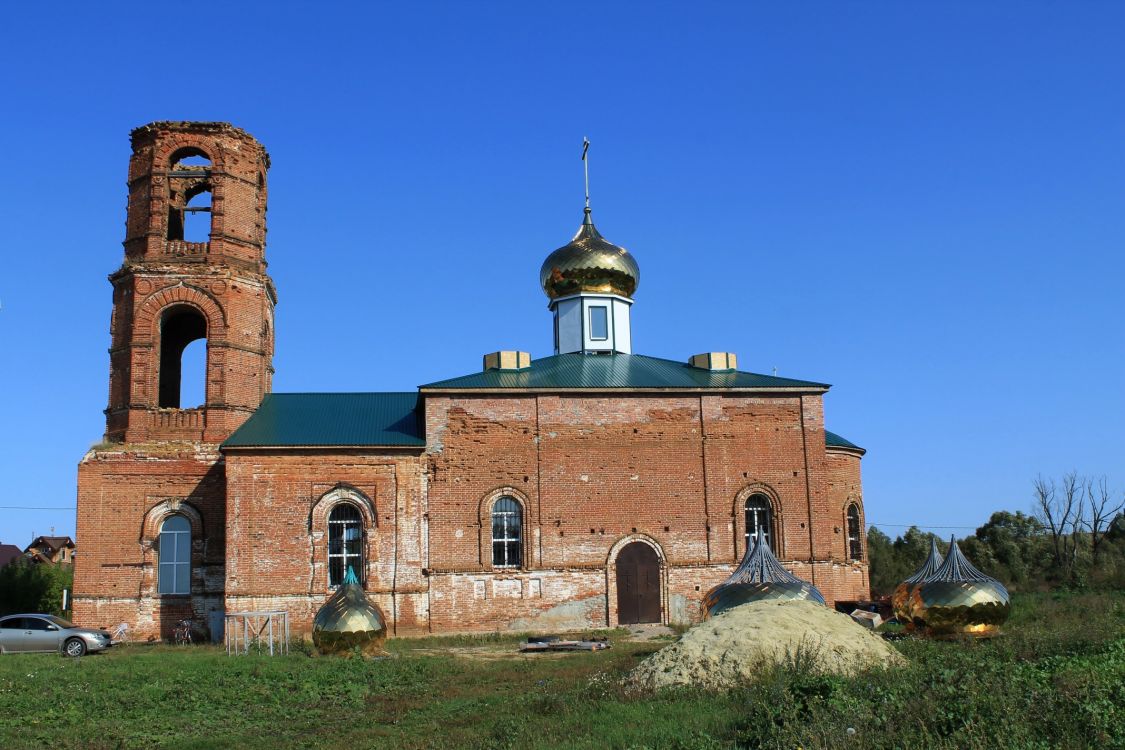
[616,542,661,624]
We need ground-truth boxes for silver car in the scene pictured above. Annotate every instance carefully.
[0,614,114,656]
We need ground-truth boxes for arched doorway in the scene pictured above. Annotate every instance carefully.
[616,542,661,624]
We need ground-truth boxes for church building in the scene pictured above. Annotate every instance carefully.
[74,122,869,639]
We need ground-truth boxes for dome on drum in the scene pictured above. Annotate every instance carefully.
[702,529,825,619]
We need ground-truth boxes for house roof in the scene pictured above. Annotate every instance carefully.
[26,536,74,552]
[222,392,425,449]
[421,353,829,392]
[0,545,22,567]
[825,430,865,453]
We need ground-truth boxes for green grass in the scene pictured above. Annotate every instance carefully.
[1,591,1122,749]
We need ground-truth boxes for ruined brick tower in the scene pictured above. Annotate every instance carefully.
[105,121,275,443]
[75,122,273,635]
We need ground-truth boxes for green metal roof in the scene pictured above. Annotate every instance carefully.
[421,353,828,391]
[222,392,424,449]
[825,429,864,452]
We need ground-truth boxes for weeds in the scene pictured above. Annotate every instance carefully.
[0,591,1121,749]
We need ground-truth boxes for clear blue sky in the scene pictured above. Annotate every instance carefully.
[1,2,1122,547]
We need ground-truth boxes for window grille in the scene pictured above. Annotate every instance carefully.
[744,494,774,551]
[328,504,364,586]
[491,497,522,568]
[847,504,863,560]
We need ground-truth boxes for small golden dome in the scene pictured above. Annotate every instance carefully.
[312,567,389,657]
[702,531,825,619]
[909,537,1010,638]
[891,538,944,627]
[540,208,640,300]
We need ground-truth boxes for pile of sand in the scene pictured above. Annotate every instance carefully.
[627,600,905,691]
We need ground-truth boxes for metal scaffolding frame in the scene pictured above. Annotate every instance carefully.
[224,610,290,656]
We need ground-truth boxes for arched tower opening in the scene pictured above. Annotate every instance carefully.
[167,149,213,243]
[158,305,207,409]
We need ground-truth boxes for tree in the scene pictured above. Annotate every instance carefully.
[1083,476,1125,563]
[973,511,1045,586]
[1033,473,1084,581]
[0,562,73,617]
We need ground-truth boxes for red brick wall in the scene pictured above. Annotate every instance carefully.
[419,391,869,633]
[73,447,225,640]
[222,450,429,635]
[75,122,275,639]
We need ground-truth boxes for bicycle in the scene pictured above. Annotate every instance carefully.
[172,618,194,645]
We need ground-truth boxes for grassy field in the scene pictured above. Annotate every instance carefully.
[0,591,1122,749]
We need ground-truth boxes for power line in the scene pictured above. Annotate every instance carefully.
[0,506,76,510]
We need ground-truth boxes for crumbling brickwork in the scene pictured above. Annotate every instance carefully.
[75,122,274,639]
[75,122,867,641]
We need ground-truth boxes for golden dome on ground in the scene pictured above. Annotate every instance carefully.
[540,208,639,300]
[909,537,1010,638]
[891,538,944,627]
[312,567,388,657]
[702,530,825,619]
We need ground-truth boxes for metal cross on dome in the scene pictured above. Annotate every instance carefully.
[582,137,591,210]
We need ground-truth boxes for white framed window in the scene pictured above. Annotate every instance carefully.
[745,494,774,550]
[328,504,364,586]
[158,514,191,594]
[589,306,609,341]
[491,496,522,568]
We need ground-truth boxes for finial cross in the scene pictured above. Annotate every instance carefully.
[581,137,591,210]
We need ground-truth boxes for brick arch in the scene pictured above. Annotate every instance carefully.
[157,138,223,170]
[135,283,227,340]
[477,487,530,570]
[309,486,377,590]
[309,485,377,531]
[842,496,866,562]
[605,533,666,568]
[140,498,203,545]
[605,535,668,627]
[732,483,785,559]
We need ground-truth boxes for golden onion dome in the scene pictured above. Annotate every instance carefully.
[909,537,1010,638]
[540,208,640,300]
[891,538,944,627]
[702,530,825,619]
[312,567,389,657]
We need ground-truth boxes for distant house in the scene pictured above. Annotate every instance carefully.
[23,536,75,565]
[0,544,22,568]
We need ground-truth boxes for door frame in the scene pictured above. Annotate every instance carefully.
[605,535,667,627]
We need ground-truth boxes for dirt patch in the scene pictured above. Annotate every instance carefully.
[627,600,905,691]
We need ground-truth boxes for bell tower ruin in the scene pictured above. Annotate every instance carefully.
[105,121,275,443]
[75,122,275,639]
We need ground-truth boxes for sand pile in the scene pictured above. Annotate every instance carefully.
[628,600,905,691]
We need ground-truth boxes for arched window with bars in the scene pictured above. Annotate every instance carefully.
[846,503,863,560]
[744,493,774,551]
[491,496,522,568]
[328,504,364,586]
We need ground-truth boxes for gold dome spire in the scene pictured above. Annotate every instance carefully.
[539,208,640,300]
[908,537,1010,638]
[312,567,389,656]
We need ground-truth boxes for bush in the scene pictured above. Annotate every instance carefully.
[0,562,73,616]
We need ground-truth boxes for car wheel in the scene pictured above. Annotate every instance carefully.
[64,638,87,657]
